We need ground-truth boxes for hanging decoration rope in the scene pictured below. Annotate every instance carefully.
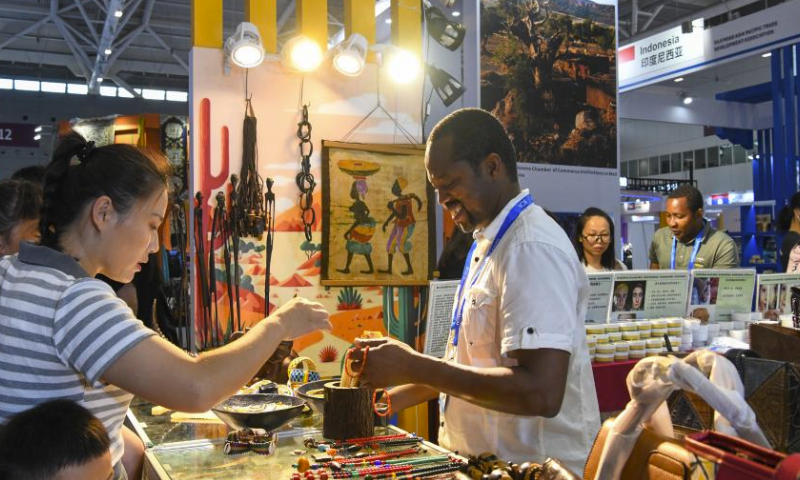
[264,178,276,316]
[296,104,316,244]
[235,99,266,238]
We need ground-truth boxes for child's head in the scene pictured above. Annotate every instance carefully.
[41,132,171,282]
[0,179,43,255]
[0,399,113,480]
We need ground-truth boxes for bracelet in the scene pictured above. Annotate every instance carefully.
[372,388,393,418]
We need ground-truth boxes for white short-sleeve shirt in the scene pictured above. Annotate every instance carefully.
[439,190,600,474]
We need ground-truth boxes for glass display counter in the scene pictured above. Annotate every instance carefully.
[127,398,460,480]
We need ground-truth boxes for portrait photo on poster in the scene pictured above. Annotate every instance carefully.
[321,141,435,286]
[756,273,800,315]
[607,271,690,322]
[688,269,755,322]
[610,280,646,319]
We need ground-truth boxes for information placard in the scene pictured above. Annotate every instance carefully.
[586,272,614,324]
[423,280,459,358]
[756,273,800,316]
[688,269,756,322]
[609,270,690,322]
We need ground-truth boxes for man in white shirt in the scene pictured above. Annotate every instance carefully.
[353,108,599,474]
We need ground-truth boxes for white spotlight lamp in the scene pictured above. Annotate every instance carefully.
[385,47,420,84]
[333,33,368,77]
[282,35,324,72]
[225,22,265,69]
[678,91,693,105]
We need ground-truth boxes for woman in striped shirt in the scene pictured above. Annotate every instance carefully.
[0,132,331,480]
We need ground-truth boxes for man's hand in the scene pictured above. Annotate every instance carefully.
[352,337,418,388]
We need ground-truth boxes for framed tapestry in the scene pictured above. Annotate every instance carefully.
[321,141,435,286]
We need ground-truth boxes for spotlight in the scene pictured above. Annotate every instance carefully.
[332,33,368,77]
[762,52,772,58]
[281,35,323,72]
[97,77,104,83]
[225,22,265,68]
[678,91,693,105]
[427,64,465,107]
[673,77,684,83]
[34,125,42,133]
[384,47,420,84]
[451,11,461,17]
[33,134,41,141]
[424,1,466,51]
[114,9,123,18]
[104,48,112,55]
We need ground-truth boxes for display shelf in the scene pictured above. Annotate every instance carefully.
[130,398,462,480]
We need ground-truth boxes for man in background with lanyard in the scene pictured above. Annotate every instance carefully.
[649,184,738,270]
[352,109,599,474]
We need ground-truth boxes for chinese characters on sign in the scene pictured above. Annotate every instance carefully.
[641,46,683,67]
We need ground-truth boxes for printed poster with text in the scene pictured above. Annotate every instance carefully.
[609,270,690,322]
[586,273,614,324]
[756,273,800,316]
[688,269,756,322]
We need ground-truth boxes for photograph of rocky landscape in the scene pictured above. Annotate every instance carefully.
[481,0,617,168]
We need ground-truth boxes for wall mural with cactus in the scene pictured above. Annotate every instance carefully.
[191,50,429,377]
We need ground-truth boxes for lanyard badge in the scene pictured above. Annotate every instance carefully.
[450,194,534,347]
[670,221,706,271]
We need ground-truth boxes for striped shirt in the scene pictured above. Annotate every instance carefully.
[0,242,156,467]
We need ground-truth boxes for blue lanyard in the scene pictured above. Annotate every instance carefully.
[450,194,534,346]
[670,221,706,271]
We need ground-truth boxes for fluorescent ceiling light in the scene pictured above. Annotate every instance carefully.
[14,80,39,91]
[100,86,117,97]
[67,84,88,95]
[0,78,12,89]
[166,91,188,102]
[142,89,166,100]
[41,81,66,93]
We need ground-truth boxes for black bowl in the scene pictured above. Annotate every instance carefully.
[212,394,308,431]
[294,378,339,415]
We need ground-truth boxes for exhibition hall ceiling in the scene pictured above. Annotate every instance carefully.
[0,0,399,94]
[643,51,772,99]
[619,0,731,41]
[0,0,768,100]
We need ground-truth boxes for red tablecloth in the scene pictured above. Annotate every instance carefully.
[592,359,638,413]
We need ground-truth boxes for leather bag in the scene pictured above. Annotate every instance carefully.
[724,349,800,453]
[584,418,697,480]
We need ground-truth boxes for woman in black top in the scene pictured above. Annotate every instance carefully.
[777,192,800,272]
